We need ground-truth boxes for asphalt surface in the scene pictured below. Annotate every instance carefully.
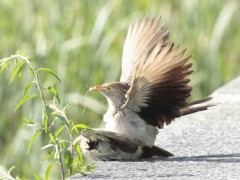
[70,77,240,180]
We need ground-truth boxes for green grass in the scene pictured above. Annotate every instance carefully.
[0,0,240,178]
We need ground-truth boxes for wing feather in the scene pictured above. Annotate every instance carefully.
[122,42,193,128]
[121,17,170,82]
[82,130,143,153]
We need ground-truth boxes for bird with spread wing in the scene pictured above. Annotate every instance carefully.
[89,17,214,147]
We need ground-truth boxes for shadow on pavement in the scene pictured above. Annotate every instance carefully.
[152,153,240,163]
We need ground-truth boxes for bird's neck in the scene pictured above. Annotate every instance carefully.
[105,95,126,111]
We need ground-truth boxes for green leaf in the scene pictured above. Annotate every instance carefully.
[42,154,50,163]
[63,103,73,113]
[23,117,32,126]
[46,86,60,103]
[71,124,91,132]
[23,117,38,127]
[55,125,65,137]
[45,162,54,180]
[53,114,69,127]
[75,144,83,163]
[23,81,35,97]
[49,133,56,144]
[72,167,87,176]
[62,148,73,166]
[27,129,41,155]
[41,144,54,150]
[18,67,23,80]
[33,172,43,180]
[43,112,48,133]
[59,139,71,143]
[85,162,96,171]
[42,151,55,162]
[0,60,11,72]
[14,94,38,112]
[36,68,61,82]
[60,141,67,148]
[9,60,25,84]
[17,51,28,58]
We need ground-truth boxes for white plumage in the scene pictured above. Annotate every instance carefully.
[103,104,158,146]
[90,17,213,148]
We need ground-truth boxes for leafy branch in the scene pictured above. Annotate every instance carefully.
[0,52,94,179]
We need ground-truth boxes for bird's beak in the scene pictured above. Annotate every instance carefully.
[90,85,103,92]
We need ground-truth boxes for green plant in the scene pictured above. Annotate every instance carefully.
[0,52,95,179]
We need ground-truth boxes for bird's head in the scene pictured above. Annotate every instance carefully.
[90,82,130,108]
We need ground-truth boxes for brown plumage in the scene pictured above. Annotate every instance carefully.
[90,17,215,147]
[121,16,170,82]
[123,41,193,128]
[181,97,215,116]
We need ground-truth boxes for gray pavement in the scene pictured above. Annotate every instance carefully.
[70,77,240,180]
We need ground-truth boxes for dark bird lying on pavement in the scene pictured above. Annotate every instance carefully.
[71,129,173,161]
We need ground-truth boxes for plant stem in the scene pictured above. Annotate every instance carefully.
[19,53,65,180]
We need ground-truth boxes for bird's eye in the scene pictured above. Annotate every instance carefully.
[107,87,110,90]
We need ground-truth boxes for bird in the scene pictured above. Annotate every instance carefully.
[90,16,214,147]
[71,129,173,161]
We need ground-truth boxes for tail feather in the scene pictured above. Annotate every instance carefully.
[188,97,213,106]
[181,96,216,116]
[142,145,174,158]
[181,105,215,116]
[151,145,174,157]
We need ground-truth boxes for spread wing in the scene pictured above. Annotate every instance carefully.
[120,16,170,82]
[82,129,143,153]
[122,41,193,128]
[81,130,173,158]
